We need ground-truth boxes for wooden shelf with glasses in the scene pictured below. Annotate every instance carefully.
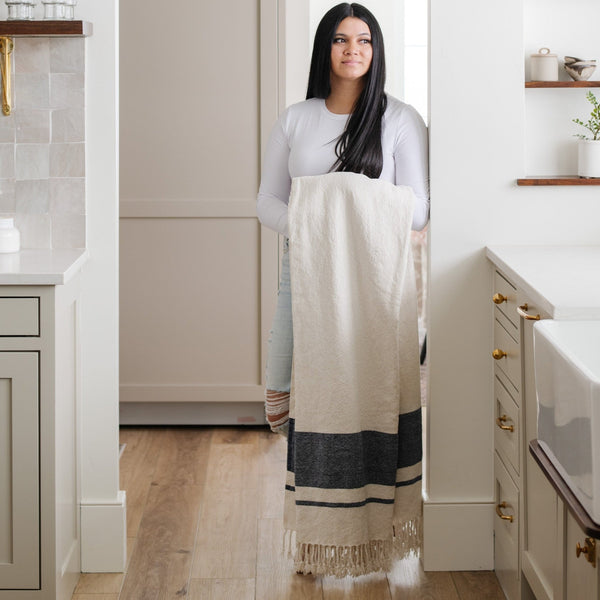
[517,176,600,186]
[0,20,91,36]
[526,81,600,88]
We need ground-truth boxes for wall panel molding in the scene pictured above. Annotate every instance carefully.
[120,198,258,218]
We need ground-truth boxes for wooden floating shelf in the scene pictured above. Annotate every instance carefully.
[530,440,600,539]
[517,176,600,186]
[526,81,600,88]
[0,20,92,37]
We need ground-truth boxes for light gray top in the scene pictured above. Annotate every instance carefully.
[257,96,430,237]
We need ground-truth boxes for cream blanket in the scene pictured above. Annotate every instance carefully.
[284,172,422,577]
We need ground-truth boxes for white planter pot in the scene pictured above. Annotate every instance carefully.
[578,139,600,178]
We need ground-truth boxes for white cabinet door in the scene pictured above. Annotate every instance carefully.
[0,352,39,590]
[119,0,280,416]
[520,295,558,600]
[565,512,599,599]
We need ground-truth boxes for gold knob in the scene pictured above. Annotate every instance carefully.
[493,293,508,305]
[576,538,597,566]
[496,502,514,522]
[492,349,507,360]
[496,415,514,432]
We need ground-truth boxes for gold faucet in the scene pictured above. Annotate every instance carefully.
[0,37,14,116]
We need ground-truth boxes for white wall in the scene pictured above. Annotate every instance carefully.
[427,0,600,570]
[76,0,125,572]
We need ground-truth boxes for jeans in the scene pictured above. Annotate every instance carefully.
[265,238,293,393]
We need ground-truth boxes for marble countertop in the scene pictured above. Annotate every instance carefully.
[486,245,600,320]
[0,248,89,285]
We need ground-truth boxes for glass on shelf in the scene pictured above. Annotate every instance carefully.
[41,0,65,19]
[5,0,36,20]
[63,0,76,20]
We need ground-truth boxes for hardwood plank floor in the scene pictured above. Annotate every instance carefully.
[71,426,506,600]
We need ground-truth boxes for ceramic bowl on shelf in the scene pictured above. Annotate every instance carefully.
[564,56,597,81]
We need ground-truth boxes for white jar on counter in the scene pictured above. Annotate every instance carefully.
[530,47,559,81]
[0,218,20,253]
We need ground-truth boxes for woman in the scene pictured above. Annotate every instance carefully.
[257,2,429,434]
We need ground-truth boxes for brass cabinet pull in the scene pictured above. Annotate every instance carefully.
[496,415,514,432]
[496,502,514,522]
[576,538,597,566]
[492,349,507,360]
[493,293,508,305]
[517,303,540,321]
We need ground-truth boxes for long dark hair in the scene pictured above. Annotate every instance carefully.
[306,3,387,179]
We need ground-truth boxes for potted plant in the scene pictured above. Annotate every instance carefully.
[573,91,600,178]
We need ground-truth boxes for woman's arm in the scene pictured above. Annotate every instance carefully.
[394,105,430,231]
[257,116,292,237]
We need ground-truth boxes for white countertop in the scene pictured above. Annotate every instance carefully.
[0,248,89,285]
[486,245,600,320]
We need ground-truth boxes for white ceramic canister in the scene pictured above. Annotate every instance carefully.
[530,47,559,81]
[0,218,20,253]
[578,140,600,178]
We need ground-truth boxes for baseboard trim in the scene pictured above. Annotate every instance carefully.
[80,491,127,572]
[423,501,494,570]
[119,401,266,425]
[119,383,265,403]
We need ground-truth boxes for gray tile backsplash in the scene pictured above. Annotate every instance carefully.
[1,37,85,249]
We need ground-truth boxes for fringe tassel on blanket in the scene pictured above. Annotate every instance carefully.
[285,516,422,578]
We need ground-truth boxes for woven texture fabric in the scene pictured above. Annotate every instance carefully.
[284,172,422,577]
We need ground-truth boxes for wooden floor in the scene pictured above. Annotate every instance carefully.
[71,426,506,600]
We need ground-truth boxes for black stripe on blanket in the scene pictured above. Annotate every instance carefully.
[287,408,422,490]
[285,475,422,495]
[296,498,395,508]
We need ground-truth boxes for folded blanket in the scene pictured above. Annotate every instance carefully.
[284,172,422,577]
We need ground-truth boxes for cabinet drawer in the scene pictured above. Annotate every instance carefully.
[0,297,39,337]
[495,451,520,600]
[493,271,518,329]
[495,374,520,477]
[493,318,521,391]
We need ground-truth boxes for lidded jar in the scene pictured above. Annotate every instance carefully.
[530,47,559,81]
[0,218,20,253]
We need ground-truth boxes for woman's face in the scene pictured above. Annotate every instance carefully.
[330,17,373,84]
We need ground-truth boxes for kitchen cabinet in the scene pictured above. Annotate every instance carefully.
[488,245,600,600]
[492,269,533,600]
[0,352,39,589]
[492,266,558,600]
[517,289,558,600]
[565,511,599,598]
[0,275,82,600]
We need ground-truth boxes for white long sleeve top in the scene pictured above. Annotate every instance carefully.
[257,95,429,237]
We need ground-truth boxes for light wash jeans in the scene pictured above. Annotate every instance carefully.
[265,238,293,393]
